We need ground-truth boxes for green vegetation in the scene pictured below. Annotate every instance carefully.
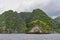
[54,16,60,32]
[27,20,51,33]
[0,8,59,33]
[0,10,27,33]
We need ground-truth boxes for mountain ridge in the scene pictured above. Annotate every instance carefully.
[0,8,59,33]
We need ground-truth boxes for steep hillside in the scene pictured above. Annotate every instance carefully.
[26,9,58,33]
[0,10,27,33]
[19,12,32,23]
[0,9,59,33]
[54,16,60,32]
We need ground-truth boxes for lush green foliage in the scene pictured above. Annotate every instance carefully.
[0,9,58,33]
[0,10,27,33]
[54,16,60,32]
[27,20,51,33]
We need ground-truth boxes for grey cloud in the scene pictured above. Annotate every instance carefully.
[0,0,60,19]
[43,0,60,18]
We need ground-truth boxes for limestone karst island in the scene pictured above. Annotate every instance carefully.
[0,9,60,34]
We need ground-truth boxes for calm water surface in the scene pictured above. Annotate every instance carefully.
[0,34,60,40]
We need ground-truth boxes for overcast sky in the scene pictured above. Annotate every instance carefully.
[0,0,60,19]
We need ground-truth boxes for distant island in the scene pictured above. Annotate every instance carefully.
[0,8,60,34]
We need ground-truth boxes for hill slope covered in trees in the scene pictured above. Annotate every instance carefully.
[54,16,60,32]
[0,9,59,33]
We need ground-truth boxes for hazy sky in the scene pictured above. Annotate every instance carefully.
[0,0,60,18]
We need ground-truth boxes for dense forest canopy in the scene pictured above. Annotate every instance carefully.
[0,8,59,33]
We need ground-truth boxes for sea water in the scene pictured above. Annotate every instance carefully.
[0,34,60,40]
